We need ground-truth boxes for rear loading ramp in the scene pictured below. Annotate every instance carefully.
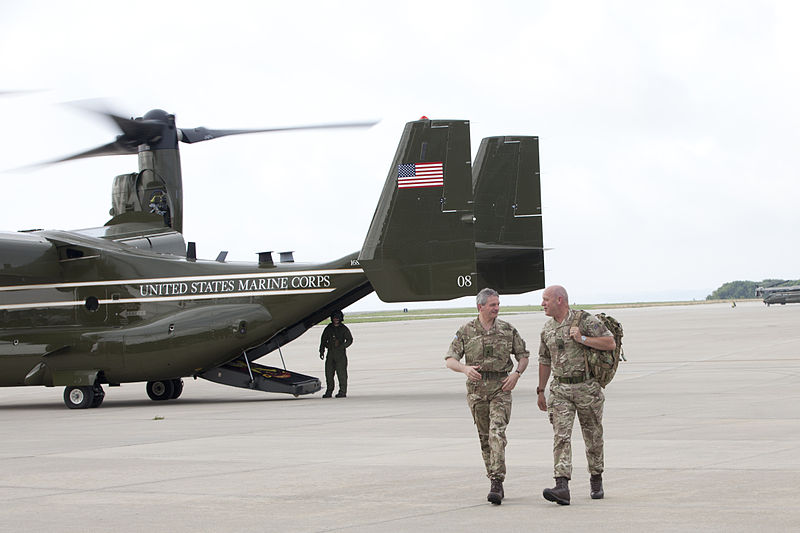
[199,359,321,396]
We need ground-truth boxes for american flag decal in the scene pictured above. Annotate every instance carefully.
[397,162,444,189]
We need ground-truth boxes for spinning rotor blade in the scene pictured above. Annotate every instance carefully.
[0,90,42,97]
[33,102,377,167]
[99,110,165,143]
[178,121,378,144]
[42,107,170,165]
[48,138,139,164]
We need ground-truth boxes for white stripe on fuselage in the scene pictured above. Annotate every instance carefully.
[0,268,364,292]
[0,268,363,310]
[0,288,335,310]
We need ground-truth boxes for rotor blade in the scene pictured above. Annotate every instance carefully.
[178,120,378,144]
[102,112,165,142]
[9,137,139,172]
[0,89,43,97]
[37,106,167,165]
[74,106,166,145]
[46,138,139,164]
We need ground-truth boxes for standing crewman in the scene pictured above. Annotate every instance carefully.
[319,310,353,398]
[537,285,616,505]
[445,287,529,505]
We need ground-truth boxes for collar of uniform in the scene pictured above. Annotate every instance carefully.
[473,317,497,333]
[555,308,576,328]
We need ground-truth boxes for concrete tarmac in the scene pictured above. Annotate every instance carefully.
[0,301,798,532]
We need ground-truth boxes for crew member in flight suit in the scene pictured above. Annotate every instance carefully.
[319,310,353,398]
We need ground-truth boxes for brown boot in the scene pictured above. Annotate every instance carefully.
[543,476,570,505]
[487,478,504,505]
[590,474,604,499]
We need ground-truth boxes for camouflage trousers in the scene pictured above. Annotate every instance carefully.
[466,378,512,481]
[547,379,604,479]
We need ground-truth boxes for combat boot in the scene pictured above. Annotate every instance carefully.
[322,391,332,398]
[487,478,504,505]
[590,474,604,499]
[543,476,570,505]
[335,391,346,398]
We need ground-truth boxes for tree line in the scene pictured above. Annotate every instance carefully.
[706,279,800,300]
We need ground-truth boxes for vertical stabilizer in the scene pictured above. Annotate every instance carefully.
[472,136,544,293]
[359,122,545,303]
[359,119,476,302]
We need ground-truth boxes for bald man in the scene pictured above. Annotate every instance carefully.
[537,285,615,505]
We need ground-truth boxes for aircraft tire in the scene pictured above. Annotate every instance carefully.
[170,379,184,399]
[90,385,105,408]
[146,380,175,401]
[64,386,94,409]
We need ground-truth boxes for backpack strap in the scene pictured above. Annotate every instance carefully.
[570,309,584,331]
[570,309,591,379]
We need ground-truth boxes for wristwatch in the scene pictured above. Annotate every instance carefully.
[536,387,545,395]
[581,335,587,343]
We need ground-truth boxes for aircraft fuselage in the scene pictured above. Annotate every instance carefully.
[0,229,368,388]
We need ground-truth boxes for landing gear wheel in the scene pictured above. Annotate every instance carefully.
[64,386,94,409]
[169,379,184,399]
[146,380,175,401]
[90,385,105,408]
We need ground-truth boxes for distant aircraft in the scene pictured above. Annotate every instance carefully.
[0,108,544,408]
[755,284,800,306]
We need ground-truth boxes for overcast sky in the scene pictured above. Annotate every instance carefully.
[1,1,798,310]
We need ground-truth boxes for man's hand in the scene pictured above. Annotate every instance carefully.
[501,372,520,392]
[319,351,325,360]
[537,392,547,411]
[464,365,482,382]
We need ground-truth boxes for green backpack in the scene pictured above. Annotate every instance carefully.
[575,311,625,388]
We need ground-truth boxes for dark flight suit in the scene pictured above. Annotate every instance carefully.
[319,323,353,395]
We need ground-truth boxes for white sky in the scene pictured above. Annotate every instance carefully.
[1,0,798,311]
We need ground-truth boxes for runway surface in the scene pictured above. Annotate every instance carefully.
[0,301,798,532]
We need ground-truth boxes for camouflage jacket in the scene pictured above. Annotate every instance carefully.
[538,309,612,377]
[446,318,529,373]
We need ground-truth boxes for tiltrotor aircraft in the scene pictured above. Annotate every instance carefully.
[0,108,544,408]
[755,284,800,306]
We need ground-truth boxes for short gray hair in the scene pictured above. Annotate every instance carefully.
[476,287,499,306]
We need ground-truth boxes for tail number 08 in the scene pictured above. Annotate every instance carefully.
[457,275,472,288]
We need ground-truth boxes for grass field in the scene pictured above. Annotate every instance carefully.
[342,298,760,323]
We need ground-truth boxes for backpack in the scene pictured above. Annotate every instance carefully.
[574,311,625,388]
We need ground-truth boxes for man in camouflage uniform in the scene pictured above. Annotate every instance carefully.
[537,285,616,505]
[319,310,353,398]
[446,288,529,505]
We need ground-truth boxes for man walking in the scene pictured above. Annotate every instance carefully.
[446,288,529,505]
[537,285,615,505]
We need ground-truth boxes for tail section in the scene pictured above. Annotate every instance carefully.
[359,119,544,302]
[473,136,544,293]
[359,119,475,301]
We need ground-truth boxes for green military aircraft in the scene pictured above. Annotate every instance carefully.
[756,284,800,306]
[0,108,544,408]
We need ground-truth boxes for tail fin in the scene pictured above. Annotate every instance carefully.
[359,119,544,302]
[473,136,544,294]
